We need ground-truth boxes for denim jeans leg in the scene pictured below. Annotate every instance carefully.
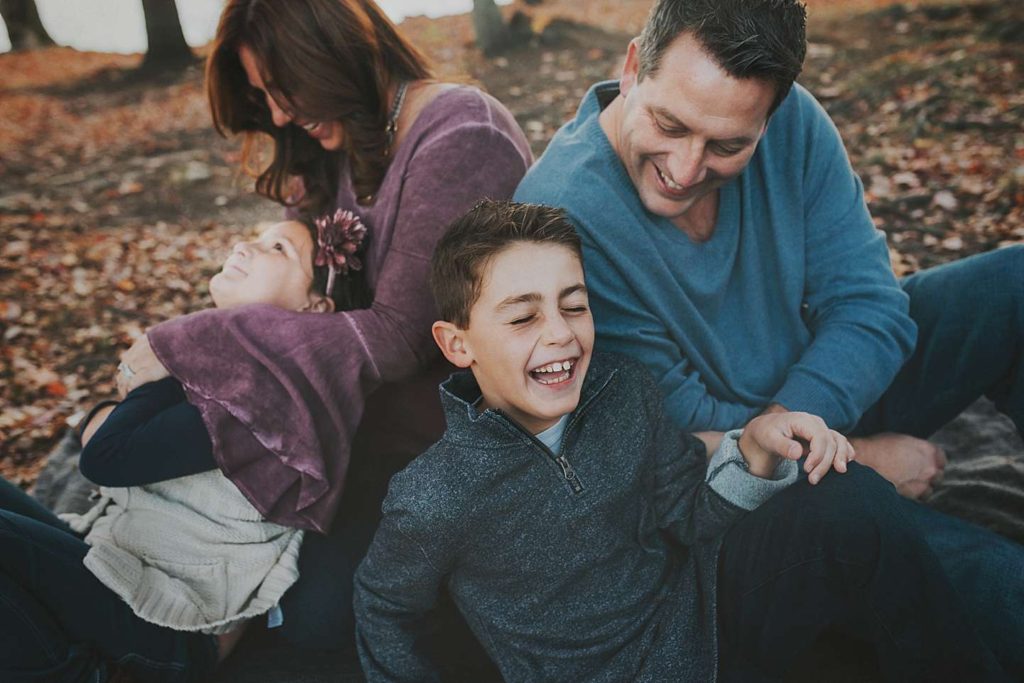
[903,503,1024,679]
[0,570,109,683]
[717,464,1004,682]
[0,477,74,532]
[0,510,217,683]
[856,245,1024,438]
[851,247,1024,678]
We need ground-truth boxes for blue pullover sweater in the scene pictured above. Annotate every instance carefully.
[354,353,797,682]
[515,81,917,433]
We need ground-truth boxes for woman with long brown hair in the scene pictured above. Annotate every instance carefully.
[115,0,532,661]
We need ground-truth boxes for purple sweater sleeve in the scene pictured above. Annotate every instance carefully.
[148,106,531,533]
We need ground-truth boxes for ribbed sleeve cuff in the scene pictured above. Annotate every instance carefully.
[773,378,856,433]
[706,430,798,511]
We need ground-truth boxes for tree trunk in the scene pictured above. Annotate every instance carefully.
[472,0,508,56]
[139,0,194,73]
[0,0,55,51]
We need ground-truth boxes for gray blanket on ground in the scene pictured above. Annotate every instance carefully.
[32,399,1024,683]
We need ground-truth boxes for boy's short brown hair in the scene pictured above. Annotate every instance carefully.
[431,200,583,328]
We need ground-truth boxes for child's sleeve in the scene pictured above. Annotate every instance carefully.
[649,412,747,545]
[353,493,452,683]
[704,431,798,511]
[638,363,794,544]
[81,377,217,486]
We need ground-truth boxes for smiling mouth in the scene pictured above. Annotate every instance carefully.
[654,165,691,196]
[529,357,579,386]
[301,122,325,137]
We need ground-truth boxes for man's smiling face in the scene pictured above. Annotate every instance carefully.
[609,32,776,227]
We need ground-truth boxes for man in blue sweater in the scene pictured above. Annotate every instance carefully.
[515,0,1024,675]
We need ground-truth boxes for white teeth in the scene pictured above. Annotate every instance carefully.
[658,166,683,191]
[303,122,319,132]
[533,359,575,374]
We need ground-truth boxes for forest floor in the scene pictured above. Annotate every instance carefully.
[1,0,1022,482]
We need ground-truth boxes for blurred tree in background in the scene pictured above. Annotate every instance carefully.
[0,0,54,50]
[139,0,194,73]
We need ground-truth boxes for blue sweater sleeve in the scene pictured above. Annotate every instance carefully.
[770,94,917,430]
[80,378,216,486]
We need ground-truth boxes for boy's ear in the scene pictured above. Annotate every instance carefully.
[304,295,335,314]
[432,321,473,369]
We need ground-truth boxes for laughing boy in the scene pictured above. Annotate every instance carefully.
[353,200,1002,682]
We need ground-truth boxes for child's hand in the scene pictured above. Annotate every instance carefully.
[738,412,855,484]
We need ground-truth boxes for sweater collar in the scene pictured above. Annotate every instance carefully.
[438,353,620,448]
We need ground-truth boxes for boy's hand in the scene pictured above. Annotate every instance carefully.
[738,412,855,484]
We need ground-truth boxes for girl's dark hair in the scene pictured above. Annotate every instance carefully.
[207,0,433,215]
[431,200,583,329]
[299,219,372,312]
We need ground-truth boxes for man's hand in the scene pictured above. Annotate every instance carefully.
[848,432,946,499]
[739,412,855,484]
[117,334,170,397]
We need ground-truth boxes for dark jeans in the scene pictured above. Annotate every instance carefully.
[857,245,1024,439]
[0,478,218,683]
[717,463,1007,682]
[853,245,1024,676]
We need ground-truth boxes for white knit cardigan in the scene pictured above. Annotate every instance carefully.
[61,470,303,635]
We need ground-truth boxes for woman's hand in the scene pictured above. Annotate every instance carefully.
[117,335,170,397]
[739,411,855,484]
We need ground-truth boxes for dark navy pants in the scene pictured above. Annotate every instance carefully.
[0,478,218,683]
[854,245,1024,676]
[857,245,1024,439]
[717,463,1008,682]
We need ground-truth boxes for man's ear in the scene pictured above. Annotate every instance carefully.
[304,294,335,314]
[620,39,642,96]
[432,321,473,369]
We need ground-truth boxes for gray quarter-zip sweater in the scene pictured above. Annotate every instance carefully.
[354,353,796,682]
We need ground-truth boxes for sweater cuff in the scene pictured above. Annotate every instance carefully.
[706,430,798,511]
[773,377,855,433]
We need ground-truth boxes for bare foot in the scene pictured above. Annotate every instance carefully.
[849,432,947,499]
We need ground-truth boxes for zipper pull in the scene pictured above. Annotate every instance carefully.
[556,454,584,493]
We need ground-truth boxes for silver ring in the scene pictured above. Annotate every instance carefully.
[118,362,136,380]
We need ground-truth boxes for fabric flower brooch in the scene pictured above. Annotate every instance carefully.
[315,209,367,295]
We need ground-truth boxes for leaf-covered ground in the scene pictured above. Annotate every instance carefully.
[1,0,1021,484]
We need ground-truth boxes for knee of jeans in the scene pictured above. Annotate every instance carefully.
[973,245,1024,325]
[794,464,904,546]
[813,462,899,513]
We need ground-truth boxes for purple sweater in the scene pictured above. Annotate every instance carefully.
[148,87,532,533]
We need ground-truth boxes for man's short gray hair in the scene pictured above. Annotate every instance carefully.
[636,0,807,116]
